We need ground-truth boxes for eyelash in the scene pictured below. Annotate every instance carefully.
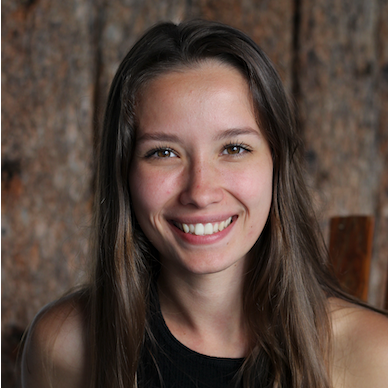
[144,142,252,159]
[221,142,252,155]
[144,146,178,159]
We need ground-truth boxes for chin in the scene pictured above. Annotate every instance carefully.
[165,251,247,277]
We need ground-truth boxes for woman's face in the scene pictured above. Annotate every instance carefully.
[129,61,273,278]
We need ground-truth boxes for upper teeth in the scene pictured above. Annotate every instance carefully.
[176,217,233,236]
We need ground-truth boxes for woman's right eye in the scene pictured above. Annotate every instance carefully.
[146,148,178,158]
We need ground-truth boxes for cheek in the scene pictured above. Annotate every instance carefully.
[224,163,272,241]
[225,165,273,205]
[129,166,179,216]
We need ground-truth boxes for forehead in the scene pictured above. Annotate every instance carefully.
[131,61,266,152]
[135,61,255,125]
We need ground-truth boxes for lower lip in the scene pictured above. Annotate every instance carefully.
[169,217,236,245]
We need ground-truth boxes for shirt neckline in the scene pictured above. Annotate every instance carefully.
[152,287,245,366]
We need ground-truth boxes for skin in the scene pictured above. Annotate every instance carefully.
[328,299,388,388]
[21,61,388,388]
[21,297,90,388]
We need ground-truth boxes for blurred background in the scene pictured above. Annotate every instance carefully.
[2,0,388,386]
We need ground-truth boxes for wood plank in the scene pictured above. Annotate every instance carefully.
[329,215,374,301]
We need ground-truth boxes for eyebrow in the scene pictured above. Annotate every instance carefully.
[136,127,261,144]
[136,132,181,144]
[214,127,261,140]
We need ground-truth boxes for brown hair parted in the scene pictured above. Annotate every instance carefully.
[92,19,346,388]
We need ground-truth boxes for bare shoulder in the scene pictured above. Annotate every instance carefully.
[21,291,90,388]
[328,297,388,388]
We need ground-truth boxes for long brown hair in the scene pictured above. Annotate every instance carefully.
[91,19,348,388]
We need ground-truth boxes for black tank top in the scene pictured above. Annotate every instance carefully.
[138,291,244,388]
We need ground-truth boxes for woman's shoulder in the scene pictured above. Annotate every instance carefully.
[328,297,388,388]
[21,290,91,388]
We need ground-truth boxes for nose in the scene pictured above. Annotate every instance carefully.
[179,159,224,208]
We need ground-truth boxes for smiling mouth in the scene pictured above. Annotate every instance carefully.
[173,217,233,236]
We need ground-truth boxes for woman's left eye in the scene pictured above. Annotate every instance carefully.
[222,144,250,155]
[155,149,177,158]
[145,147,178,158]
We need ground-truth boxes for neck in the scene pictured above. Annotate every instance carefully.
[157,261,248,358]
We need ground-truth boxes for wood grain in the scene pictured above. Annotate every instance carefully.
[329,215,374,301]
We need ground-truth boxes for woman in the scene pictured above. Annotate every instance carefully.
[21,20,388,388]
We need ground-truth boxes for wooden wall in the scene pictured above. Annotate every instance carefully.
[2,0,387,386]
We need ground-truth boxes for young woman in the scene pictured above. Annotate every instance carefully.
[21,20,388,388]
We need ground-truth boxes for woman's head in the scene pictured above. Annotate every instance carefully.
[98,19,301,272]
[128,61,274,278]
